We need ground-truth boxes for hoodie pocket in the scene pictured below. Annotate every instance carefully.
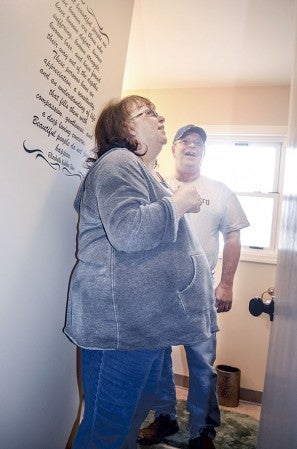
[177,253,213,318]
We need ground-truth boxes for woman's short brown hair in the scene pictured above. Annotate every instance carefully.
[90,95,154,163]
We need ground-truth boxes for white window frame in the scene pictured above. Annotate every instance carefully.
[205,125,287,265]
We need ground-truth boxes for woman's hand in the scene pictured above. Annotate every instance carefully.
[171,185,203,219]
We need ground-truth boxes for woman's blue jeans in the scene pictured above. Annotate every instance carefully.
[71,347,165,449]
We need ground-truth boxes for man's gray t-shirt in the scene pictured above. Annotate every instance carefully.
[167,175,250,273]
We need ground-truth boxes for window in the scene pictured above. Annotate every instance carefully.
[202,136,285,263]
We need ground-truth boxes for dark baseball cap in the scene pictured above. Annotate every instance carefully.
[173,124,207,143]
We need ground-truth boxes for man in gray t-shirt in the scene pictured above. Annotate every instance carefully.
[169,175,249,277]
[138,125,249,449]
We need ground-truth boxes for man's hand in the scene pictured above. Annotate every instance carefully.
[215,282,233,313]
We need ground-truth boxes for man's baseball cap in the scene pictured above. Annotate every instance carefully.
[173,124,207,143]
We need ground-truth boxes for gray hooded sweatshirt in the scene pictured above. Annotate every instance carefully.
[64,148,218,350]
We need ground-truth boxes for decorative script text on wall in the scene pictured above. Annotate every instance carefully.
[24,0,110,179]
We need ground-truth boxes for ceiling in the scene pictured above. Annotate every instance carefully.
[122,0,296,90]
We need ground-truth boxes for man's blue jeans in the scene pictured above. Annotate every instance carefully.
[72,347,165,449]
[153,334,220,439]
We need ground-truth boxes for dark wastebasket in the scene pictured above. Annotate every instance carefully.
[216,364,241,407]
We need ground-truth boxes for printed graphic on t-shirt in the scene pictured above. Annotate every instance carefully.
[201,197,210,206]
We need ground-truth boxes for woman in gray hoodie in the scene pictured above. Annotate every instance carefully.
[64,95,218,449]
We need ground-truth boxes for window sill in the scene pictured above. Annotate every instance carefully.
[218,249,278,265]
[240,250,277,265]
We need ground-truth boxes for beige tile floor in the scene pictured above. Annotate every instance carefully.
[176,386,261,421]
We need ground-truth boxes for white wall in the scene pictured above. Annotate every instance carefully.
[0,1,134,448]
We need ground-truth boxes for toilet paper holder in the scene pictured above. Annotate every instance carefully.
[249,287,275,322]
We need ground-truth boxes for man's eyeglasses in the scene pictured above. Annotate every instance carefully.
[177,138,204,148]
[131,108,159,119]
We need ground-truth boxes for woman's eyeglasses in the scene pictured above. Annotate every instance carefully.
[131,108,159,119]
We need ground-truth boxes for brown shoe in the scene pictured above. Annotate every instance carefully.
[137,415,179,446]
